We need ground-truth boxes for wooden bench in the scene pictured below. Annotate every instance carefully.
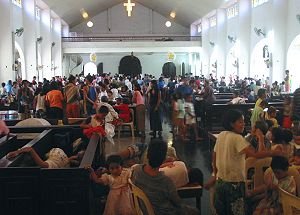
[202,101,284,130]
[0,126,103,215]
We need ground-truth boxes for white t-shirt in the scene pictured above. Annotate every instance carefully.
[230,97,246,104]
[159,161,189,188]
[185,102,196,124]
[214,131,249,182]
[45,148,69,168]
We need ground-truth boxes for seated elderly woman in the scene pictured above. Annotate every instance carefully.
[131,139,200,215]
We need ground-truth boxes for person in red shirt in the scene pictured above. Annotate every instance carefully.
[114,97,131,123]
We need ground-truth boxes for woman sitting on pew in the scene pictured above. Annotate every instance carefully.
[245,120,272,151]
[7,147,83,168]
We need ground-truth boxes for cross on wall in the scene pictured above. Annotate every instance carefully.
[124,0,135,17]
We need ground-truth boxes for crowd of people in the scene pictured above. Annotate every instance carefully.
[1,71,300,215]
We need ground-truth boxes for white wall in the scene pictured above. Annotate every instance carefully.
[196,0,300,85]
[23,0,37,80]
[65,52,190,78]
[0,0,13,82]
[71,2,189,36]
[0,0,67,83]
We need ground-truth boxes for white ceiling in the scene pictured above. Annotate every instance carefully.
[42,0,225,27]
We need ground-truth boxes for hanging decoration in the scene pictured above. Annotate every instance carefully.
[124,0,135,17]
[90,53,97,62]
[167,52,176,62]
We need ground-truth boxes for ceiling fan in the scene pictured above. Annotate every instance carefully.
[254,27,266,37]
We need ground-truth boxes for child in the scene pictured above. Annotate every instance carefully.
[271,127,293,159]
[251,100,267,128]
[282,96,292,129]
[252,156,296,214]
[262,106,278,128]
[176,92,186,140]
[7,147,82,168]
[87,155,134,215]
[171,94,179,136]
[245,120,271,151]
[80,106,109,138]
[184,94,202,141]
[114,98,131,123]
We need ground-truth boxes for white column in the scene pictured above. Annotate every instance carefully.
[23,0,36,80]
[40,9,51,80]
[0,0,13,83]
[62,25,70,37]
[238,0,251,79]
[52,18,62,77]
[201,17,210,78]
[272,0,288,83]
[216,9,227,78]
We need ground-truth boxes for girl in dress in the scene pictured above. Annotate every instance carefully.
[87,155,134,215]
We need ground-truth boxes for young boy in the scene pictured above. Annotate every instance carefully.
[185,94,202,141]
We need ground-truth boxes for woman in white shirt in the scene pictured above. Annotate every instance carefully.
[209,109,281,215]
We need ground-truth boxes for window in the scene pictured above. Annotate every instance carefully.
[197,24,202,33]
[12,0,22,8]
[227,4,239,19]
[252,0,269,8]
[36,7,41,20]
[210,16,216,27]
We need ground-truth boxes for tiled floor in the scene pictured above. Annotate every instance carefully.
[106,107,213,214]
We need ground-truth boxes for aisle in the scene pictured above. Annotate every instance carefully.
[106,107,213,214]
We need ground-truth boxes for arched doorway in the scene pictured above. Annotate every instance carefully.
[226,41,240,82]
[97,62,103,75]
[84,62,97,77]
[14,42,25,80]
[162,62,176,78]
[119,54,142,76]
[250,38,270,80]
[287,34,300,92]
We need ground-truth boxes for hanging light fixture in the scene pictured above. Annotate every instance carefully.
[87,21,94,28]
[170,11,176,19]
[80,8,89,19]
[165,21,172,27]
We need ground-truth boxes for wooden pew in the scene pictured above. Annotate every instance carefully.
[0,126,103,215]
[201,101,284,131]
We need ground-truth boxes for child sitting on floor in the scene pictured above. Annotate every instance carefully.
[87,155,134,215]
